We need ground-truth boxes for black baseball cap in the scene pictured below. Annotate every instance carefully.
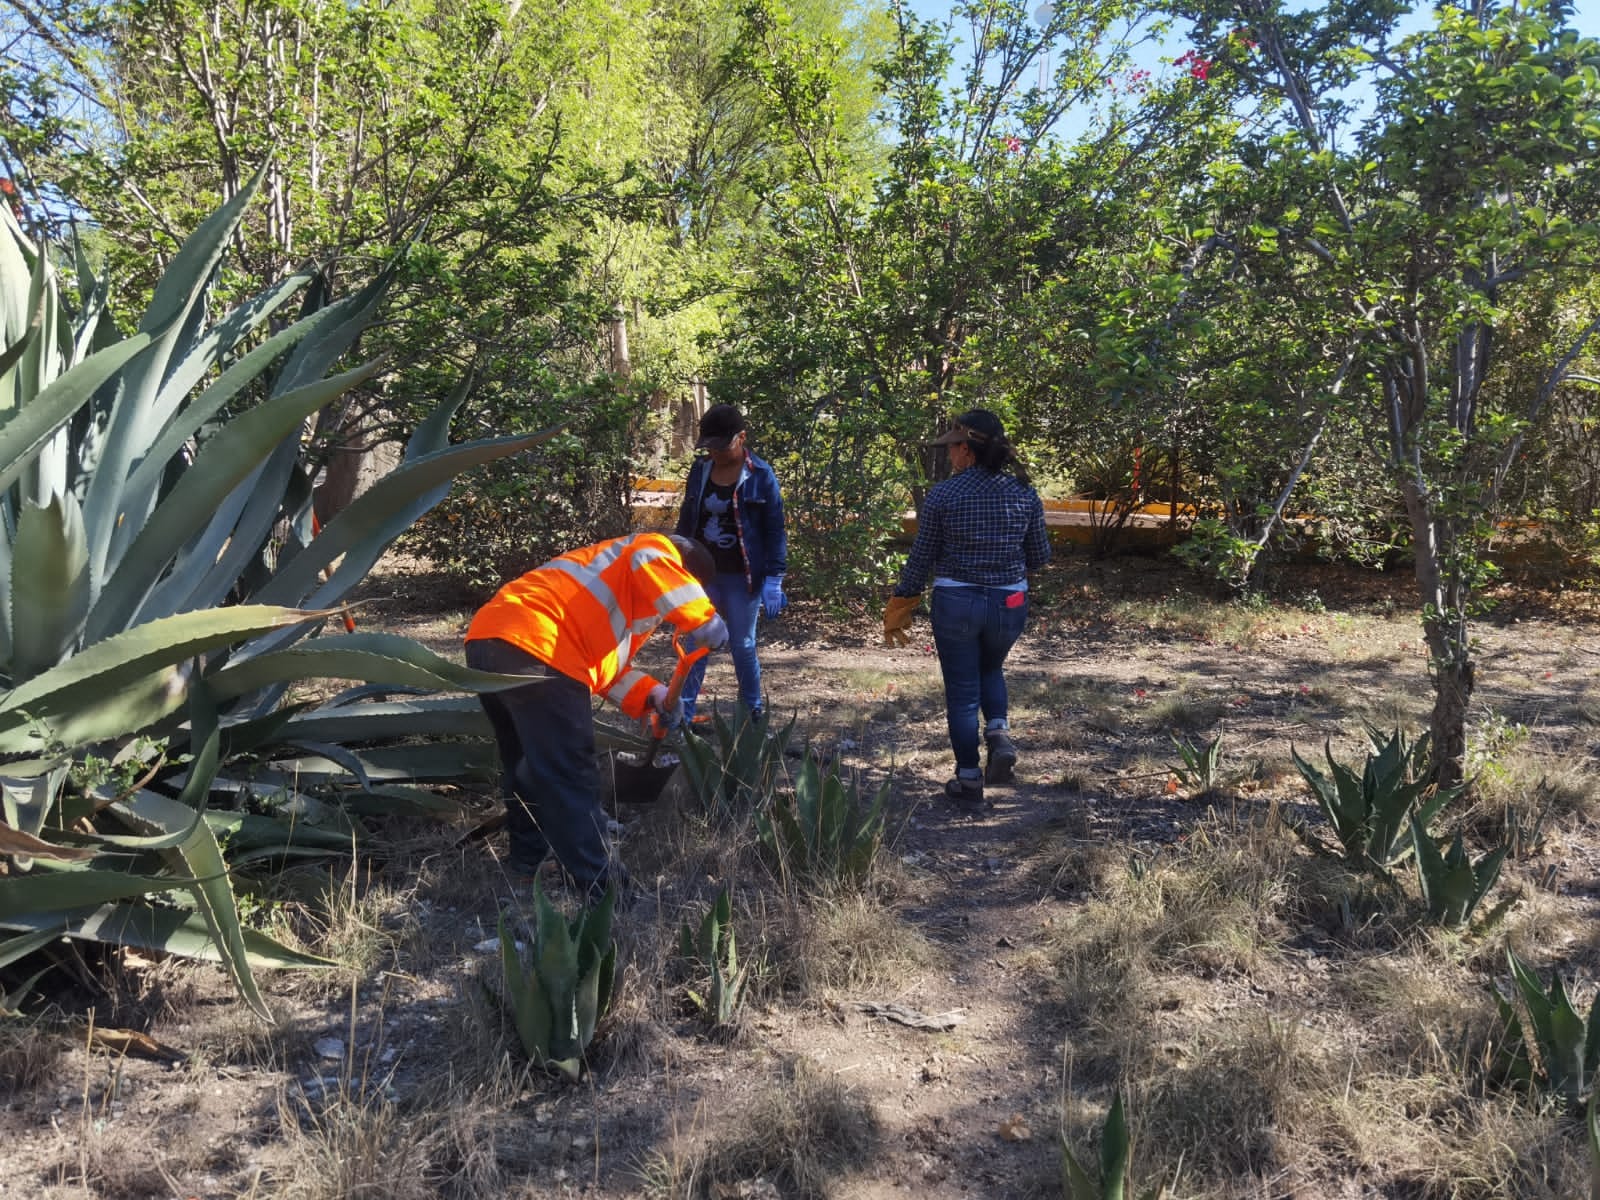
[696,404,746,450]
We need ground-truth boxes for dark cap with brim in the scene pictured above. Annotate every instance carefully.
[697,403,746,450]
[927,408,1005,446]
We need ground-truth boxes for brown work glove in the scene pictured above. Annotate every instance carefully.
[883,594,920,647]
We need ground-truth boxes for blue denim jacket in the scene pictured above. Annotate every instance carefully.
[675,450,787,594]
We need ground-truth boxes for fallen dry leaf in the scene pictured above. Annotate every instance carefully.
[88,1027,188,1064]
[997,1113,1032,1142]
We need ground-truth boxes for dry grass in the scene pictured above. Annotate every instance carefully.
[769,888,938,999]
[1029,800,1600,1197]
[0,1013,65,1097]
[639,1056,879,1199]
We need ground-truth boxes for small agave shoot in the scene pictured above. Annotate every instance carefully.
[1290,723,1458,871]
[0,170,637,1020]
[497,881,617,1081]
[677,887,750,1031]
[678,704,796,824]
[755,750,886,887]
[1410,816,1511,930]
[1061,1090,1173,1200]
[1168,732,1223,797]
[1491,945,1600,1110]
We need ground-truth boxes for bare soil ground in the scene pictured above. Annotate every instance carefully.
[5,553,1600,1200]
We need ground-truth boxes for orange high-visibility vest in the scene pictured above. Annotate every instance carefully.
[465,532,716,718]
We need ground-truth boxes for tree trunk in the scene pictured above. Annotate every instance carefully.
[313,412,402,527]
[1399,477,1473,788]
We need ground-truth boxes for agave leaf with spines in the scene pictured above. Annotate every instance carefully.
[1061,1090,1171,1200]
[1494,945,1600,1107]
[0,180,589,1017]
[1290,727,1459,869]
[678,887,749,1027]
[679,705,796,823]
[756,751,885,886]
[1412,816,1510,929]
[498,881,617,1081]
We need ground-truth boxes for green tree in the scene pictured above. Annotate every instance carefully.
[717,0,1178,589]
[1169,0,1600,783]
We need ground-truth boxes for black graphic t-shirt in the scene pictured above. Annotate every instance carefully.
[697,479,744,574]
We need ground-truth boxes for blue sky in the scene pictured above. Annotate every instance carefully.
[900,0,1600,142]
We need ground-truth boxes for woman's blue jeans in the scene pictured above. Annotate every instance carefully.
[681,572,764,719]
[464,637,612,890]
[930,585,1028,773]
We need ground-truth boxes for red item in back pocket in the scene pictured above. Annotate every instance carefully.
[1004,591,1025,608]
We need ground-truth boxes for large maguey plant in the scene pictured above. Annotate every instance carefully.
[0,171,628,1020]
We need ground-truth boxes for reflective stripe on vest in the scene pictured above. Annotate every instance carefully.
[464,532,715,716]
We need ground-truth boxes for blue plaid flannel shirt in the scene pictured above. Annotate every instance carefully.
[894,468,1050,596]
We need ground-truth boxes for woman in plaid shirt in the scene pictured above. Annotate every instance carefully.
[884,410,1050,812]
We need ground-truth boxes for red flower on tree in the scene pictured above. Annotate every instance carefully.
[1174,49,1213,82]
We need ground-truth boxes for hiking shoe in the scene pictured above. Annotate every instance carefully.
[944,775,987,813]
[985,730,1018,784]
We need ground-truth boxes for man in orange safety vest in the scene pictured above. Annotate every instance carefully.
[465,532,726,903]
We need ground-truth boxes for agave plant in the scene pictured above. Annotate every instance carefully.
[1411,817,1511,930]
[0,170,647,1019]
[1061,1091,1173,1200]
[678,704,796,824]
[755,751,886,887]
[1168,732,1223,796]
[677,887,751,1030]
[496,880,617,1081]
[1289,724,1457,870]
[1491,945,1600,1109]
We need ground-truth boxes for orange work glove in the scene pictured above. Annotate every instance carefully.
[883,594,920,647]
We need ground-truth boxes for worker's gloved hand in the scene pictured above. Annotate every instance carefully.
[761,576,788,619]
[685,613,730,652]
[883,594,920,648]
[645,684,684,735]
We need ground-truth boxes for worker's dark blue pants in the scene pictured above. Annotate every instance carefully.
[464,637,613,897]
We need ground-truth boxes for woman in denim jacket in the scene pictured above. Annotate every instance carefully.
[674,404,788,721]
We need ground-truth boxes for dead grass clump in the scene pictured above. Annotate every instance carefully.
[646,1057,878,1200]
[258,1064,524,1200]
[1138,1018,1337,1186]
[1331,955,1494,1062]
[265,1085,439,1200]
[1049,828,1296,1019]
[772,891,936,998]
[1326,1070,1587,1199]
[1144,691,1225,733]
[0,1015,65,1095]
[1460,739,1600,857]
